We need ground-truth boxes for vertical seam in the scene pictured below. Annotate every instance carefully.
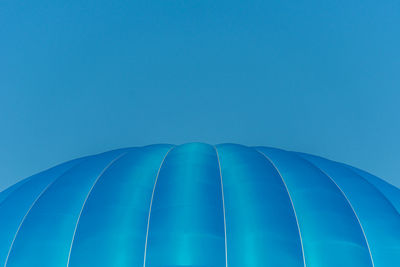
[66,151,129,267]
[213,145,228,267]
[3,158,87,267]
[341,164,400,218]
[299,156,375,267]
[0,179,34,207]
[256,149,306,267]
[298,153,400,218]
[350,167,400,210]
[0,159,85,208]
[143,146,175,267]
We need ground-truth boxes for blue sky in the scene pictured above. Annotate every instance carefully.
[0,1,399,190]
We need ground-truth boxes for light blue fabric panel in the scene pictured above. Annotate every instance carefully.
[255,147,373,267]
[0,157,86,204]
[144,143,226,267]
[0,157,84,266]
[0,178,33,205]
[298,153,400,267]
[0,144,399,266]
[68,145,172,267]
[349,166,400,214]
[216,144,304,267]
[5,149,128,267]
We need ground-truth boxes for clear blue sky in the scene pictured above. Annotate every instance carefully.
[1,1,399,190]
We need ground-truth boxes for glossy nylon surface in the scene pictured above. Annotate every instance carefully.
[68,145,172,267]
[0,158,85,265]
[5,149,129,267]
[255,147,373,267]
[216,144,304,267]
[349,166,400,214]
[298,153,400,267]
[0,143,399,267]
[144,143,226,267]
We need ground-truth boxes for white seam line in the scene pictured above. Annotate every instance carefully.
[299,156,375,267]
[342,164,400,218]
[256,149,306,267]
[4,181,56,267]
[66,151,128,267]
[3,159,84,267]
[143,146,174,267]
[301,153,400,218]
[213,145,228,267]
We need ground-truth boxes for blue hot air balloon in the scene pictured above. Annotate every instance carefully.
[0,143,399,267]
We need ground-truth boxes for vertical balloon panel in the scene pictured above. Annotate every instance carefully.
[144,143,226,267]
